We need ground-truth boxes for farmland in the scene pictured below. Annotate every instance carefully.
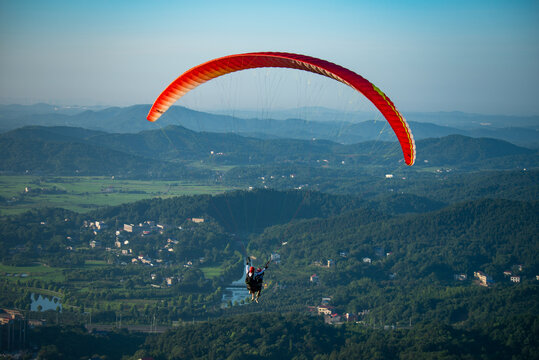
[0,175,237,215]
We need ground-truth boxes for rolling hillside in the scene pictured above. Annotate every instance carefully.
[0,125,537,178]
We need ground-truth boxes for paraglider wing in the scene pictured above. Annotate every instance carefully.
[147,52,415,165]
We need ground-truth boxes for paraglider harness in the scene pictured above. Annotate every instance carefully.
[245,258,270,293]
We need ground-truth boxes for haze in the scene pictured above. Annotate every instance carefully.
[1,0,538,116]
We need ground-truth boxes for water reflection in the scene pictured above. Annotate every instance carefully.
[30,293,62,312]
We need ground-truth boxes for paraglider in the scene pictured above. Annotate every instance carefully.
[245,257,270,303]
[147,52,415,165]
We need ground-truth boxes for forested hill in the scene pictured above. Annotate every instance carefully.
[65,188,539,277]
[0,125,537,176]
[0,125,107,142]
[4,188,537,278]
[418,134,535,165]
[87,188,482,235]
[251,197,539,277]
[90,189,369,233]
[0,128,199,178]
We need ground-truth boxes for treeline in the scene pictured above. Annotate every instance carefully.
[28,325,146,360]
[0,207,79,265]
[17,297,539,359]
[123,313,539,360]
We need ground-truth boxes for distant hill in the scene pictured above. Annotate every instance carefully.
[210,107,539,129]
[0,126,204,178]
[405,111,539,130]
[418,135,536,167]
[0,103,106,117]
[1,125,107,143]
[0,125,536,176]
[1,104,538,147]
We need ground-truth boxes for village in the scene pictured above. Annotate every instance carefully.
[85,217,204,257]
[305,249,538,327]
[64,216,539,292]
[472,264,539,287]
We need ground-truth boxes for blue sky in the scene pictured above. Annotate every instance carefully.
[1,0,538,115]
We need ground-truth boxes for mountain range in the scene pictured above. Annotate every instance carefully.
[1,104,538,148]
[209,106,539,128]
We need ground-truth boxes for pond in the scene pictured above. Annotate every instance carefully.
[30,293,62,312]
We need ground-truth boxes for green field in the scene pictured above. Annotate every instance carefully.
[84,260,108,267]
[0,260,115,283]
[0,263,66,282]
[188,161,237,172]
[200,266,222,280]
[0,175,237,215]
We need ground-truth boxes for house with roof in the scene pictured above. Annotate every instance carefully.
[89,240,101,248]
[474,271,493,287]
[317,305,334,316]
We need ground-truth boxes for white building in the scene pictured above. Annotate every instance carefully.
[89,240,101,248]
[271,253,281,264]
[327,259,334,268]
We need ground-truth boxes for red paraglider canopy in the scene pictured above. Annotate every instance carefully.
[147,52,415,165]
